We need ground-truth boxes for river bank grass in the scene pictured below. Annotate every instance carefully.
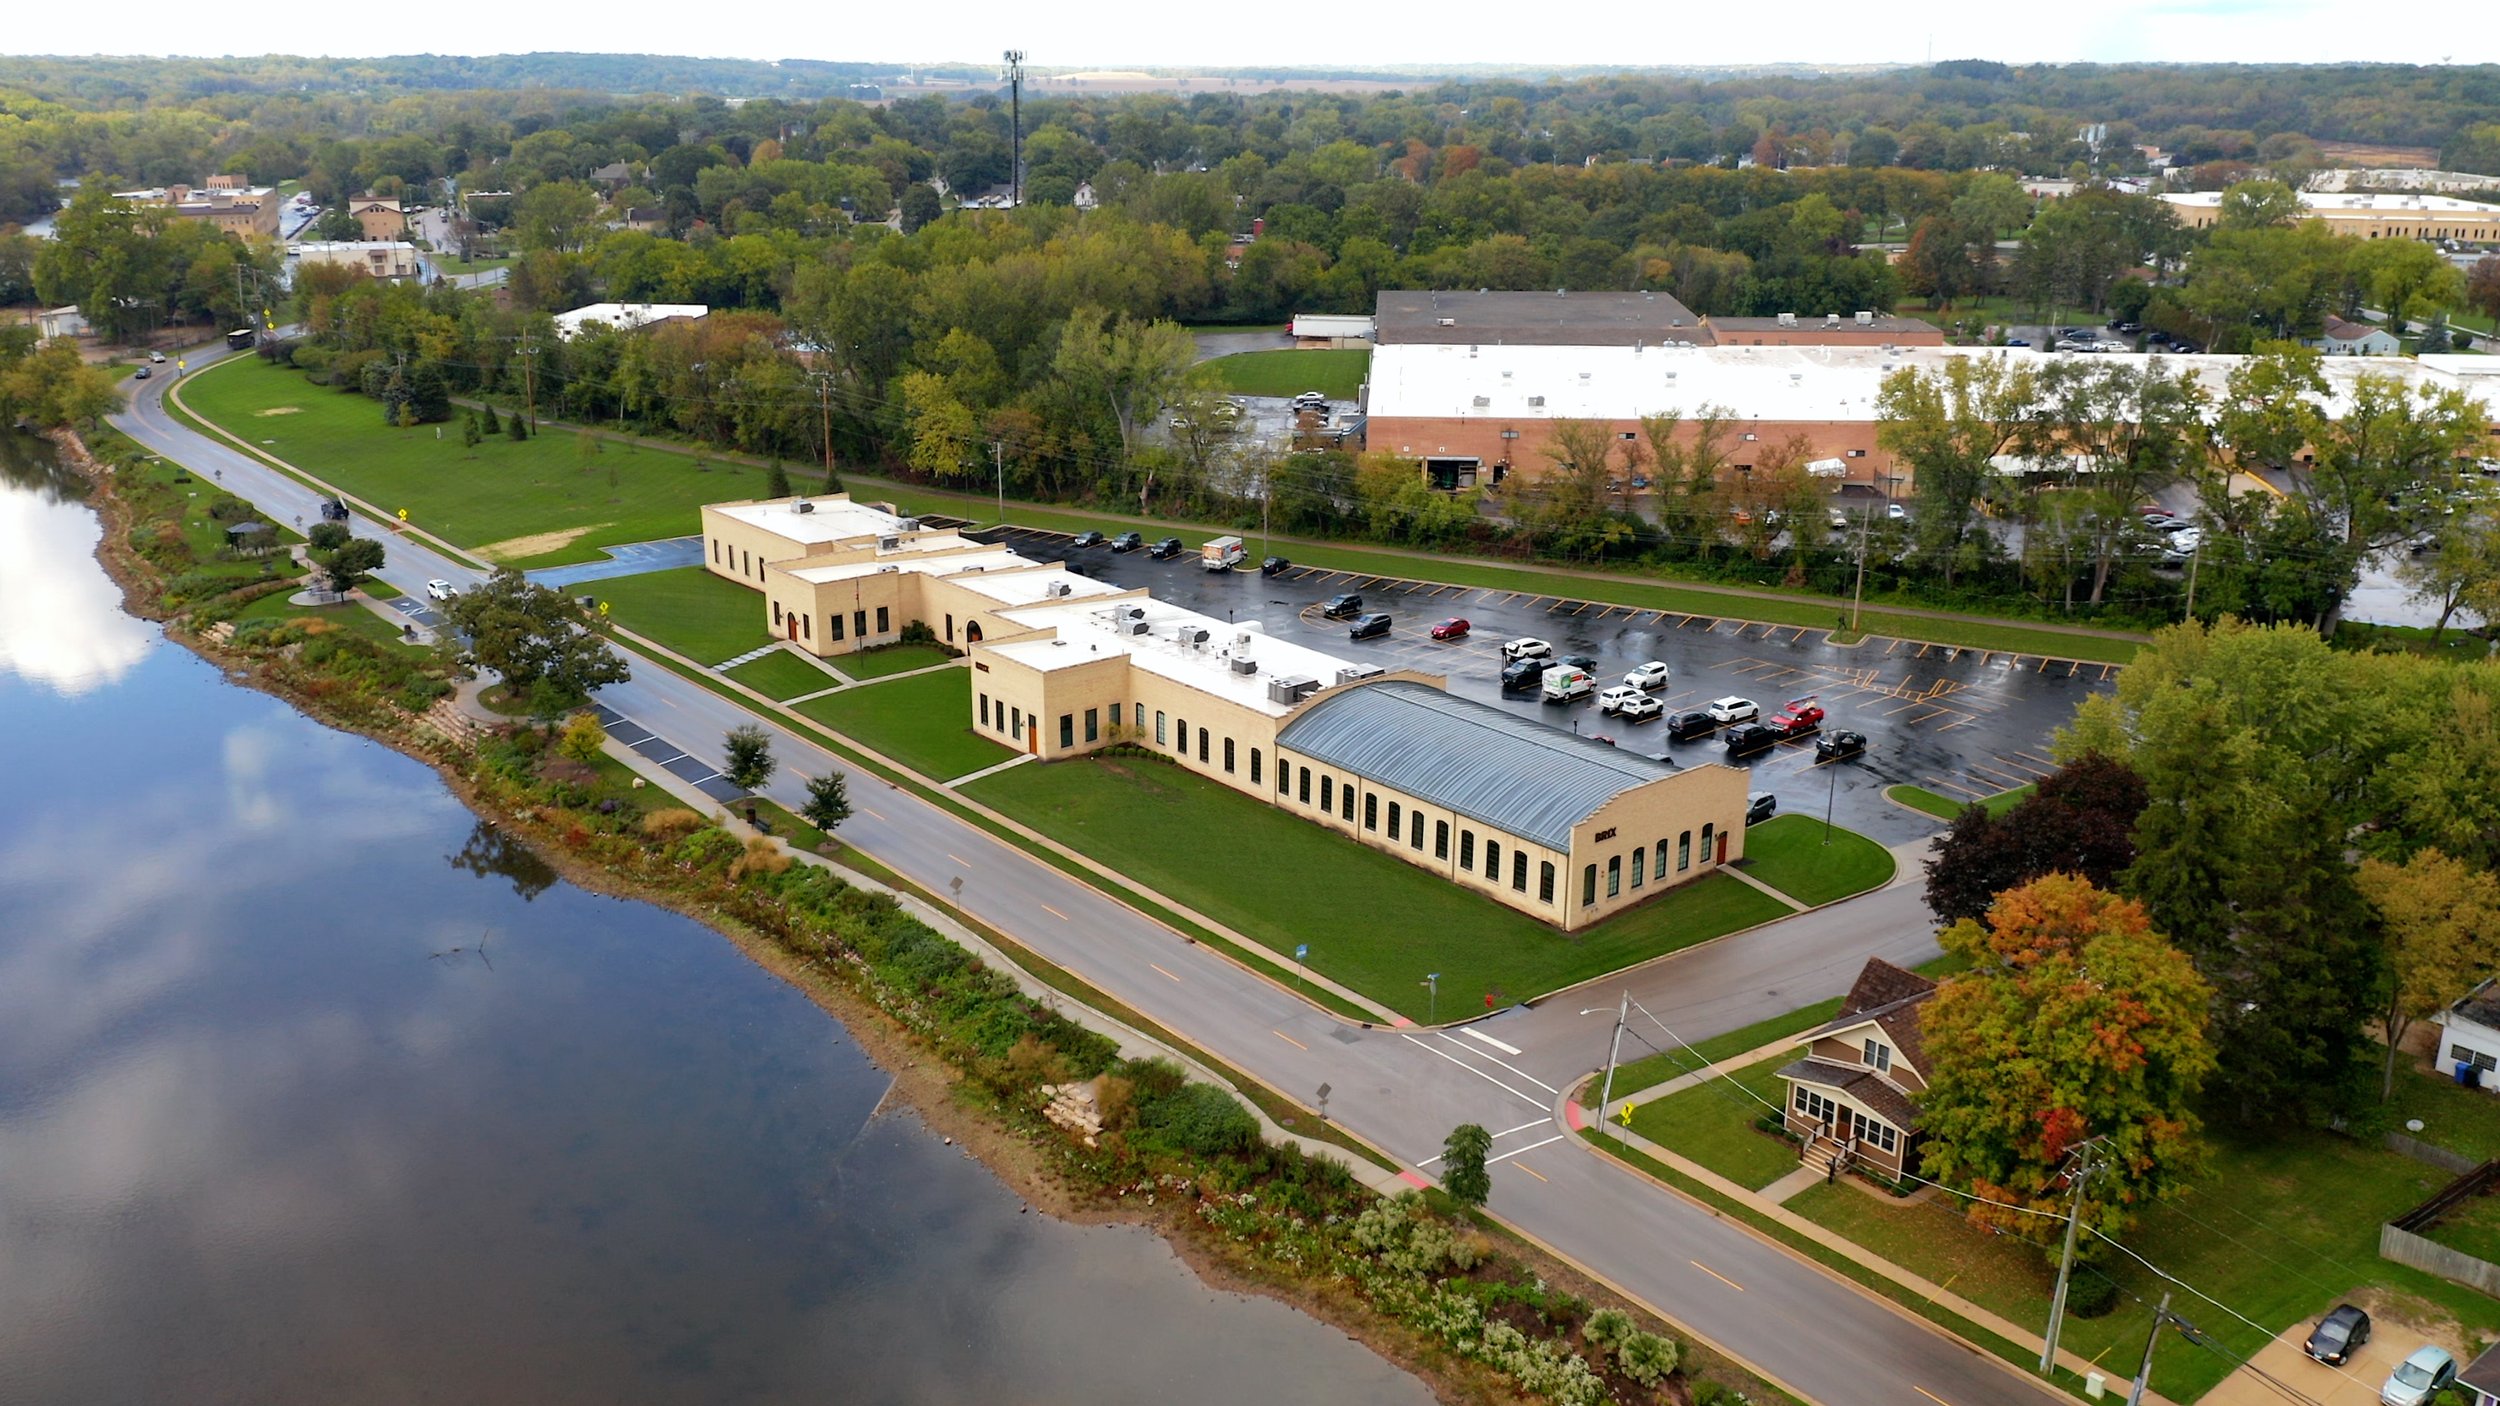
[63,422,1793,1406]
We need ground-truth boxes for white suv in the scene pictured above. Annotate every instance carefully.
[1615,693,1663,722]
[1624,661,1670,691]
[1707,696,1759,724]
[1502,637,1554,662]
[1597,685,1646,715]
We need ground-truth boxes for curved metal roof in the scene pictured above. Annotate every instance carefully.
[1276,680,1671,850]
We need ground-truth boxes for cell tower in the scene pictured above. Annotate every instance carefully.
[1003,50,1025,208]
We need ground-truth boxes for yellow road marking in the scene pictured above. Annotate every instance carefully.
[1272,1029,1309,1051]
[1150,963,1182,983]
[1689,1260,1744,1292]
[946,853,971,866]
[860,808,887,822]
[1913,1388,1952,1406]
[1514,1160,1549,1183]
[1039,903,1069,921]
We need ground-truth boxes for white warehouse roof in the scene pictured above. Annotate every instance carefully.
[553,302,709,340]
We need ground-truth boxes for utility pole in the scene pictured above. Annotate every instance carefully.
[1002,50,1026,208]
[1848,496,1874,633]
[2124,1292,2171,1406]
[2040,1138,2104,1376]
[992,439,1006,525]
[1597,991,1630,1137]
[2183,533,2203,621]
[518,333,540,430]
[814,370,835,483]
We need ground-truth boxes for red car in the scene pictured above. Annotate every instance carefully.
[1430,617,1472,641]
[1770,698,1825,738]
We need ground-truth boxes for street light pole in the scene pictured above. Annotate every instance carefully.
[992,439,1006,526]
[1824,745,1840,845]
[1597,990,1629,1138]
[1423,972,1439,1024]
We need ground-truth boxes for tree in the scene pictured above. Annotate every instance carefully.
[763,460,792,498]
[2351,237,2463,335]
[1923,753,2147,924]
[505,408,530,442]
[440,568,631,704]
[898,183,942,233]
[2395,499,2500,645]
[2215,179,2302,231]
[305,521,351,552]
[1918,875,2214,1254]
[722,724,776,794]
[317,536,385,591]
[557,711,608,766]
[2466,258,2500,323]
[2026,358,2209,605]
[1441,1122,1492,1209]
[2354,850,2500,1102]
[461,409,483,454]
[800,770,853,834]
[1875,356,2031,585]
[1051,307,1194,465]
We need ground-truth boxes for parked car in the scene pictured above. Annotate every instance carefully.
[2378,1345,2455,1406]
[1500,658,1549,691]
[2171,340,2201,354]
[1260,555,1291,576]
[1773,700,1825,733]
[1768,710,1821,740]
[1293,390,1328,407]
[1706,696,1759,724]
[1663,710,1718,741]
[1109,531,1143,552]
[1614,693,1663,723]
[1828,507,1851,531]
[2302,1304,2370,1366]
[1321,592,1364,619]
[1814,729,1867,762]
[425,579,458,602]
[1624,661,1671,691]
[1560,654,1599,672]
[1347,612,1392,641]
[1070,529,1106,548]
[1502,637,1554,662]
[1724,723,1781,758]
[1597,685,1647,716]
[1429,617,1471,641]
[1886,503,1908,521]
[1147,536,1184,560]
[1746,792,1778,824]
[2140,513,2185,532]
[2004,338,2031,348]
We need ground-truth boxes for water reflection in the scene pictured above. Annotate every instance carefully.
[0,433,156,697]
[0,461,1433,1406]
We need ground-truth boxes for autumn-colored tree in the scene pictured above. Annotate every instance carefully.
[1922,753,2147,925]
[1918,875,2214,1256]
[2467,258,2500,323]
[2354,850,2500,1102]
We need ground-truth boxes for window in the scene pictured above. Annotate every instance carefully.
[979,693,991,727]
[1582,864,1597,906]
[1085,708,1099,743]
[1794,1086,1836,1126]
[1340,784,1353,822]
[1630,846,1645,889]
[1678,831,1692,872]
[852,610,867,638]
[1011,707,1023,739]
[1058,713,1073,749]
[1851,1111,1899,1153]
[1298,767,1311,804]
[711,539,720,564]
[876,606,890,634]
[1135,703,1145,731]
[1411,815,1425,852]
[1458,831,1474,871]
[1364,793,1378,830]
[1512,851,1528,892]
[1320,775,1333,813]
[1176,718,1188,754]
[1540,861,1556,903]
[1199,730,1209,765]
[1154,711,1167,746]
[1700,823,1715,862]
[772,601,782,625]
[1387,802,1402,841]
[2453,1044,2498,1073]
[1863,1040,1892,1073]
[945,613,955,642]
[1434,821,1449,860]
[830,615,846,641]
[1250,749,1261,786]
[802,615,811,640]
[1606,855,1621,898]
[1224,738,1236,773]
[1485,840,1500,880]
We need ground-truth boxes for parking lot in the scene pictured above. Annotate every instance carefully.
[980,525,2117,844]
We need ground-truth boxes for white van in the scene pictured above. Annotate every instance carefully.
[1540,666,1595,704]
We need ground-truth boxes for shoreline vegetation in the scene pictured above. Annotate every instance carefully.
[51,421,1793,1406]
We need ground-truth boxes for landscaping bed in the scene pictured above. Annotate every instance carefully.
[1886,782,2032,821]
[964,753,1793,1022]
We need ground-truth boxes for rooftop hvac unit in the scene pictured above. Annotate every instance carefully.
[1856,311,1875,325]
[1127,621,1151,636]
[1777,312,1798,327]
[1124,605,1146,619]
[1578,371,1592,382]
[1527,395,1545,408]
[1825,313,1841,327]
[1230,657,1257,676]
[897,518,921,531]
[1048,581,1072,597]
[1789,372,1803,384]
[878,564,900,573]
[1336,665,1384,684]
[1437,317,1457,326]
[793,497,814,514]
[1267,674,1320,705]
[878,536,900,550]
[1175,625,1209,646]
[1472,395,1491,408]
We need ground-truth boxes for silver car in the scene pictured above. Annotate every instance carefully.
[2379,1345,2455,1406]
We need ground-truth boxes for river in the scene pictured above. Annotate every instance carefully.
[0,434,1432,1405]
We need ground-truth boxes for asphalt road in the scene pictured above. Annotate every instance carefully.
[113,353,2076,1406]
[994,524,2112,845]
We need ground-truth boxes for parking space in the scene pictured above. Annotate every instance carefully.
[524,536,706,590]
[984,525,2116,843]
[596,701,747,804]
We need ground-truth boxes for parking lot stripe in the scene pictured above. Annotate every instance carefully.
[1880,698,1929,716]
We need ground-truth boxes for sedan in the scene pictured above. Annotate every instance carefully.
[1559,654,1599,672]
[1347,612,1392,641]
[1614,693,1663,723]
[1147,537,1184,560]
[1260,555,1291,576]
[1321,592,1364,619]
[1108,531,1144,553]
[1663,710,1718,741]
[1724,723,1781,758]
[1429,617,1471,641]
[1814,729,1868,762]
[1624,661,1671,691]
[1502,637,1554,662]
[133,365,152,379]
[2302,1303,2370,1366]
[1070,529,1106,548]
[425,579,458,602]
[1706,696,1759,724]
[2378,1345,2455,1406]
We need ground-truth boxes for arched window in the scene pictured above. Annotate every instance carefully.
[1678,831,1692,871]
[1701,823,1716,862]
[1581,864,1597,906]
[1320,775,1333,813]
[1540,862,1556,903]
[1630,846,1645,889]
[1654,841,1669,881]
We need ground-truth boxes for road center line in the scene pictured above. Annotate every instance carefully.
[1912,1388,1951,1406]
[945,853,971,866]
[1149,963,1182,983]
[1038,902,1069,921]
[1512,1160,1549,1183]
[1400,1034,1549,1110]
[1271,1029,1309,1051]
[1689,1260,1745,1292]
[859,808,887,822]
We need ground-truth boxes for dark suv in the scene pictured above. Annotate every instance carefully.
[1108,531,1143,552]
[1147,536,1184,560]
[1723,723,1781,758]
[1663,710,1718,740]
[1500,658,1546,690]
[1321,592,1364,619]
[1347,612,1392,640]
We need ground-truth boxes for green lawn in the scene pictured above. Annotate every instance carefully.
[724,649,844,700]
[230,589,429,652]
[593,567,773,664]
[963,754,1793,1021]
[1887,782,2034,821]
[1199,348,1371,400]
[1617,1057,1801,1192]
[839,642,958,679]
[1737,813,1896,906]
[2426,1192,2500,1265]
[2380,1060,2500,1162]
[1790,1127,2500,1403]
[177,357,760,566]
[795,668,1016,782]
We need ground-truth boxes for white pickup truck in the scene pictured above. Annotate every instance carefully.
[1200,535,1246,571]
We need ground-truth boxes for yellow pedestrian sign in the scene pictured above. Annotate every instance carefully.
[1616,1102,1637,1127]
[396,508,409,522]
[597,601,610,616]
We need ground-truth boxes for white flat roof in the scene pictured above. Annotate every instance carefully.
[2159,190,2500,216]
[711,496,910,547]
[553,302,710,339]
[992,596,1370,716]
[1366,342,2500,430]
[783,547,1024,586]
[950,567,1129,607]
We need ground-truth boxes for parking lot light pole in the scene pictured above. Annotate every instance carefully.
[1825,750,1840,845]
[1423,972,1439,1024]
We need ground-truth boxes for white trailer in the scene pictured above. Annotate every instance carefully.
[1200,535,1247,571]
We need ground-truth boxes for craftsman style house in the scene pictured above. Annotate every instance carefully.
[1777,958,1936,1180]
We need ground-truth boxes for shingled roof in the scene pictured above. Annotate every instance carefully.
[1813,957,1940,1079]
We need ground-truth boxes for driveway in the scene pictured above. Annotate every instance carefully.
[1193,330,1293,362]
[2199,1306,2448,1406]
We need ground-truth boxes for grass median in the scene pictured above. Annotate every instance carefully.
[1887,781,2035,821]
[1734,812,1896,906]
[794,668,1017,782]
[963,752,1792,1022]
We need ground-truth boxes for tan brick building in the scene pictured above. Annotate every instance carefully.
[114,181,282,239]
[2159,190,2500,242]
[348,194,406,240]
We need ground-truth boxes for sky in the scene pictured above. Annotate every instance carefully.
[8,0,2494,69]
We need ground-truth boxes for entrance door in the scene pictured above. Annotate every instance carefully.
[966,621,983,644]
[786,616,799,641]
